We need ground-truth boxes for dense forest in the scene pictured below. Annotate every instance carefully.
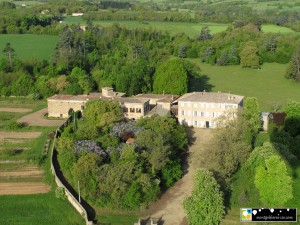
[0,22,299,98]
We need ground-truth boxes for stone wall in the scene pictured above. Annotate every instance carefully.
[48,100,86,118]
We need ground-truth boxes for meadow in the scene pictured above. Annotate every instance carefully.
[0,34,58,61]
[189,60,300,112]
[63,16,298,37]
[0,192,84,225]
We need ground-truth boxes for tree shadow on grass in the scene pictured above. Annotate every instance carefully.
[188,74,214,92]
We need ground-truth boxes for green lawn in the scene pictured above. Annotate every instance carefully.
[262,24,296,33]
[0,34,58,61]
[63,16,298,37]
[190,61,300,111]
[0,192,84,225]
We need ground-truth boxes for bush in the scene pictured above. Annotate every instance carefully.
[6,121,27,130]
[55,187,66,199]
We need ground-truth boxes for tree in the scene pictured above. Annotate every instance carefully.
[3,43,15,71]
[242,97,261,145]
[183,169,224,225]
[254,155,293,206]
[217,51,229,66]
[286,46,300,81]
[153,58,188,95]
[84,99,123,129]
[284,100,300,137]
[198,26,213,41]
[178,43,187,58]
[207,118,251,179]
[240,41,260,68]
[72,152,102,197]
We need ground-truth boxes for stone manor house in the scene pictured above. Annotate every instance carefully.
[47,87,244,128]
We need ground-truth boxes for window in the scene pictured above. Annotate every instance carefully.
[200,103,204,108]
[123,107,128,112]
[200,121,204,127]
[219,104,222,109]
[206,112,209,117]
[188,103,191,107]
[181,110,185,116]
[212,112,215,117]
[181,102,184,107]
[194,111,197,116]
[211,121,215,127]
[194,104,197,108]
[211,104,214,108]
[60,114,63,118]
[188,111,191,116]
[136,108,141,113]
[81,105,85,110]
[130,108,135,113]
[194,121,197,126]
[201,112,204,117]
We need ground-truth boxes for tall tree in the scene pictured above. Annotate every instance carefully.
[153,58,188,95]
[198,26,213,41]
[286,46,300,81]
[183,168,224,225]
[3,42,15,71]
[254,155,293,206]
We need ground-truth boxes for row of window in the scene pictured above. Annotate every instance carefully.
[180,120,216,128]
[180,102,237,109]
[123,107,142,113]
[180,110,221,117]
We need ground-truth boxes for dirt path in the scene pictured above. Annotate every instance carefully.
[143,128,214,225]
[0,132,41,139]
[17,108,64,127]
[0,107,32,113]
[0,182,50,195]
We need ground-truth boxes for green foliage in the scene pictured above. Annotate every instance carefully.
[284,100,300,137]
[242,97,261,145]
[162,160,183,187]
[84,99,122,129]
[208,118,251,179]
[55,187,66,199]
[240,41,260,68]
[72,153,102,198]
[286,46,300,81]
[255,155,293,206]
[183,168,224,225]
[153,58,188,95]
[56,137,76,176]
[6,121,26,130]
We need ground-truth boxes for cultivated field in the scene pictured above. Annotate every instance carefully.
[0,34,58,60]
[0,97,84,224]
[190,61,300,112]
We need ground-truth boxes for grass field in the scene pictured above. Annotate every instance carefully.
[0,34,58,61]
[0,192,84,225]
[189,60,300,112]
[63,16,298,37]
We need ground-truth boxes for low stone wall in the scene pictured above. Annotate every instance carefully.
[50,117,94,225]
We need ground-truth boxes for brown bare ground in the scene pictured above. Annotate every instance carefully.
[0,107,32,113]
[0,138,30,144]
[0,182,50,195]
[143,128,214,225]
[0,165,43,178]
[17,108,64,127]
[0,132,41,139]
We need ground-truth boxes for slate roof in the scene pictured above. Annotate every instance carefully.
[177,92,244,104]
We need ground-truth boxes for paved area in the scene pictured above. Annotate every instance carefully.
[17,108,64,127]
[143,128,214,225]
